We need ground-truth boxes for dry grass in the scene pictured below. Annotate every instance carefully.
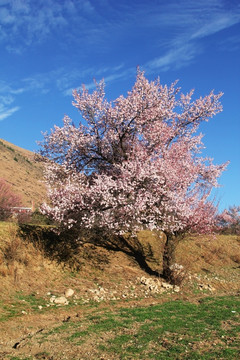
[0,222,65,295]
[0,138,46,207]
[176,233,240,273]
[0,223,239,296]
[0,222,239,360]
[0,223,40,280]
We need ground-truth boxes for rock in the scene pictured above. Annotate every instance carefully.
[54,296,69,305]
[93,295,101,302]
[65,288,75,298]
[162,282,173,290]
[207,284,216,292]
[138,276,169,294]
[98,287,106,293]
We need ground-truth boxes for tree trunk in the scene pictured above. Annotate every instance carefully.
[162,233,177,283]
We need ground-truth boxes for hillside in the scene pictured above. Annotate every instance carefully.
[0,139,46,208]
[0,222,239,359]
[0,142,240,358]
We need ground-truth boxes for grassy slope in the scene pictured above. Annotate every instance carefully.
[0,223,239,359]
[0,139,239,358]
[0,139,46,207]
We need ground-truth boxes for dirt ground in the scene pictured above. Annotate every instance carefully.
[0,229,239,359]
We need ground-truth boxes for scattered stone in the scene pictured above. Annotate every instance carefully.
[83,276,182,303]
[54,296,69,305]
[199,283,216,292]
[208,285,216,292]
[38,305,43,310]
[65,288,75,298]
[169,263,186,284]
[162,282,173,290]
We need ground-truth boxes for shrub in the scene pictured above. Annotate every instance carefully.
[0,179,22,221]
[216,206,240,235]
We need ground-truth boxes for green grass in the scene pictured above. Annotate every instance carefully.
[0,291,77,322]
[8,357,31,360]
[0,292,48,322]
[34,295,240,359]
[9,356,32,360]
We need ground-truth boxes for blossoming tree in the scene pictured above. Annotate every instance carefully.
[40,70,227,281]
[216,206,240,234]
[0,178,22,220]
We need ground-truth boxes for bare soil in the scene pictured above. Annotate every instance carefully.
[0,225,239,359]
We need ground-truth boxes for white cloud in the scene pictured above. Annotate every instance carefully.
[1,0,239,96]
[63,65,129,96]
[146,44,199,72]
[0,1,11,5]
[22,76,50,94]
[0,94,14,105]
[0,0,69,49]
[0,105,19,121]
[81,0,94,13]
[0,0,101,52]
[0,82,22,121]
[191,13,240,40]
[0,7,15,24]
[220,34,240,52]
[1,0,239,63]
[142,1,240,72]
[0,81,23,95]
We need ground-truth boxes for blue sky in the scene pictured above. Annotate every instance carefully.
[0,0,239,211]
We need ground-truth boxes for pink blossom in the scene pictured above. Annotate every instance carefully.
[40,70,228,236]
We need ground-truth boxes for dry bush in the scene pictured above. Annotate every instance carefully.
[0,178,22,221]
[168,263,186,285]
[18,224,86,271]
[3,236,30,266]
[0,226,43,280]
[0,253,8,277]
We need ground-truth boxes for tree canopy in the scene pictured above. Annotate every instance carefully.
[40,70,227,237]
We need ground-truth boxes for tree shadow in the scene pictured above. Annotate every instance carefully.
[82,227,160,276]
[18,224,86,270]
[18,224,160,276]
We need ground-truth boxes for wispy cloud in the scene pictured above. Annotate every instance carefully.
[63,64,128,95]
[146,44,199,73]
[0,0,239,107]
[191,13,240,40]
[0,0,96,52]
[1,0,239,66]
[0,105,19,121]
[0,63,128,121]
[143,1,240,72]
[0,83,22,121]
[219,34,240,52]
